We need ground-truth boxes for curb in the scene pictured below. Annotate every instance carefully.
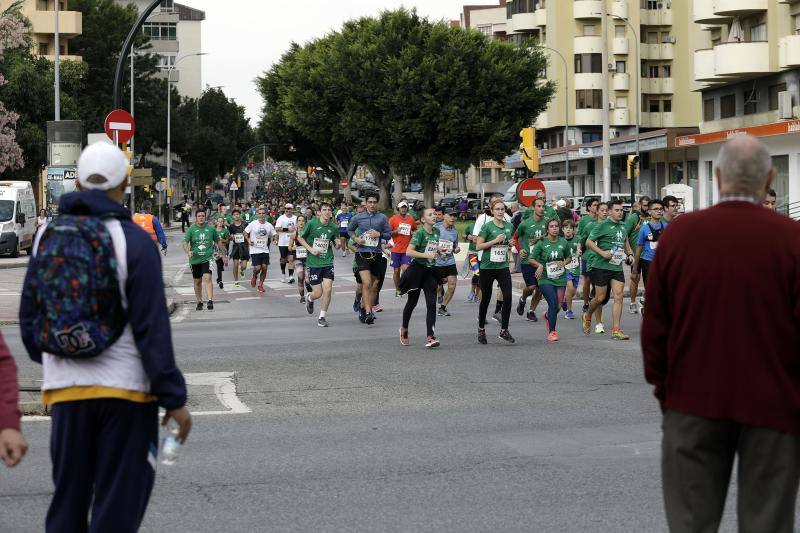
[0,260,28,270]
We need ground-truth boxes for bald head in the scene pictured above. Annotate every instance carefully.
[715,135,775,197]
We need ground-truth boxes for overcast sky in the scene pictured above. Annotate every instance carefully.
[188,0,480,125]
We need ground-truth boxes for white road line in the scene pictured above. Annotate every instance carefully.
[184,371,251,414]
[171,264,188,285]
[237,297,260,301]
[171,306,190,323]
[174,287,197,296]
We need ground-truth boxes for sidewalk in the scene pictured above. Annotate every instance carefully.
[0,256,28,270]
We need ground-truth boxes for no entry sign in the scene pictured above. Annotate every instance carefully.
[516,178,545,207]
[340,181,349,189]
[104,109,136,144]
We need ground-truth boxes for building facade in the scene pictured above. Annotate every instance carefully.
[679,0,800,211]
[1,0,83,61]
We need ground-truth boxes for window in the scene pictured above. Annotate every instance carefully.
[615,60,626,73]
[645,0,658,9]
[582,131,602,144]
[648,65,660,78]
[663,99,672,113]
[720,94,736,118]
[663,64,671,78]
[661,32,673,43]
[143,22,177,40]
[615,25,625,38]
[576,89,603,109]
[160,0,174,13]
[768,83,787,110]
[476,24,493,37]
[794,15,800,35]
[649,99,660,113]
[583,25,596,36]
[750,23,767,42]
[615,96,628,108]
[703,98,714,121]
[38,42,49,55]
[744,99,757,115]
[647,32,658,44]
[157,54,176,70]
[574,53,602,73]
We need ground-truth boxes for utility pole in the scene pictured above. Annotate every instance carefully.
[54,0,60,121]
[130,50,135,214]
[601,0,611,202]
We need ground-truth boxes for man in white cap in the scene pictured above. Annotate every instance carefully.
[275,203,298,283]
[388,200,417,296]
[19,142,191,532]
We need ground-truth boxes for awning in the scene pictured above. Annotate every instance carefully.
[675,119,800,147]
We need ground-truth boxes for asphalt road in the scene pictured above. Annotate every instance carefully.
[0,230,747,532]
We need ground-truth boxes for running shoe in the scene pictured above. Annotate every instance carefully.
[353,299,361,313]
[437,293,443,305]
[257,284,265,293]
[467,293,475,303]
[561,302,568,312]
[207,300,214,311]
[425,336,440,348]
[477,328,487,345]
[516,297,526,316]
[300,296,306,304]
[306,297,314,314]
[565,309,575,320]
[526,310,538,322]
[281,275,287,283]
[437,305,450,317]
[498,329,515,344]
[582,303,589,313]
[317,317,329,327]
[373,304,383,313]
[359,308,367,323]
[288,277,295,285]
[582,313,591,335]
[595,323,605,334]
[251,274,257,287]
[492,312,502,323]
[396,290,401,298]
[399,327,410,346]
[240,267,246,276]
[233,282,240,288]
[629,303,639,314]
[365,312,376,325]
[195,301,203,311]
[611,329,630,340]
[547,331,559,342]
[217,280,223,289]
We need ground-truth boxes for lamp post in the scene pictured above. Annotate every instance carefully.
[166,52,207,223]
[539,46,570,186]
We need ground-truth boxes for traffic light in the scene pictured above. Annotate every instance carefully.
[520,127,539,173]
[627,155,640,180]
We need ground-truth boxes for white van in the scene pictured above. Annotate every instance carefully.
[503,180,574,207]
[0,181,37,257]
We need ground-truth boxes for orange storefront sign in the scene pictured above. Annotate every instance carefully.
[675,120,800,147]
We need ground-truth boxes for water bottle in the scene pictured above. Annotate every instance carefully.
[160,420,181,466]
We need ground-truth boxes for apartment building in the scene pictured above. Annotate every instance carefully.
[677,0,800,210]
[117,0,205,99]
[0,0,83,61]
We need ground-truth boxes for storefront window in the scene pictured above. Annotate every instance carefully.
[772,155,789,211]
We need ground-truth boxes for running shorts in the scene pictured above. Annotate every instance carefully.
[190,262,211,279]
[390,252,412,269]
[520,264,539,287]
[308,266,334,285]
[251,253,270,267]
[589,268,625,287]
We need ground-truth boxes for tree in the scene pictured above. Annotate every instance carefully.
[0,5,28,174]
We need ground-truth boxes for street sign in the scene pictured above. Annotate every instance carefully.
[339,181,349,189]
[104,109,135,144]
[516,178,546,207]
[131,177,151,187]
[229,182,239,191]
[154,181,166,192]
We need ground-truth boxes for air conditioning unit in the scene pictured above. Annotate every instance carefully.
[608,63,616,71]
[609,101,616,110]
[778,91,793,119]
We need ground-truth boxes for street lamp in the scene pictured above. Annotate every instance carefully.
[166,52,207,221]
[538,46,570,186]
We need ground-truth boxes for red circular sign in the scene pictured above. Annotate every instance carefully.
[104,109,136,144]
[340,181,349,189]
[516,178,545,207]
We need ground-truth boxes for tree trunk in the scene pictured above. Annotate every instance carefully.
[367,165,392,211]
[422,167,438,207]
[391,167,404,211]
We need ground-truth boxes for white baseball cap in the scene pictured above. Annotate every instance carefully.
[77,143,129,191]
[397,201,409,208]
[285,203,294,209]
[556,199,567,207]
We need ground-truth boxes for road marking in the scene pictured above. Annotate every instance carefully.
[174,287,197,296]
[172,264,188,285]
[171,305,190,323]
[237,297,260,301]
[0,292,21,296]
[184,371,251,414]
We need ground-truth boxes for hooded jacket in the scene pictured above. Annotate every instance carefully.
[19,191,187,410]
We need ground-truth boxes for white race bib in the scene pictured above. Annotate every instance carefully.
[363,234,379,247]
[313,238,330,254]
[438,240,453,254]
[546,261,565,280]
[490,245,508,263]
[568,255,579,270]
[609,248,625,266]
[398,223,411,236]
[233,234,244,243]
[295,246,307,259]
[340,219,349,228]
[253,237,268,249]
[424,240,439,255]
[649,241,658,250]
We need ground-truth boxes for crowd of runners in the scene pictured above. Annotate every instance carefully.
[179,186,778,348]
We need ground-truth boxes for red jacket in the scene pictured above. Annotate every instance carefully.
[642,201,800,434]
[0,331,21,431]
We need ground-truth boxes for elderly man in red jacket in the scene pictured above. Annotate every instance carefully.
[642,134,800,533]
[0,331,27,467]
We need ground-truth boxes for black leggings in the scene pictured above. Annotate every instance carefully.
[215,257,225,282]
[478,268,512,329]
[402,268,438,337]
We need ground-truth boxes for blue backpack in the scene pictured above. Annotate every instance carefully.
[29,214,127,358]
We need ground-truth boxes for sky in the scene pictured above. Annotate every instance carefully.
[188,0,481,125]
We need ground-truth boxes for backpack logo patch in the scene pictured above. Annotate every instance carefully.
[56,323,97,355]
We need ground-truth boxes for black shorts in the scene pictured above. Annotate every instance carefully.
[251,253,270,267]
[308,266,334,285]
[279,245,292,259]
[639,259,652,283]
[589,268,625,287]
[354,252,385,276]
[435,264,458,282]
[190,262,212,279]
[230,243,249,261]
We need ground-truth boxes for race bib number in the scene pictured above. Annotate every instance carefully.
[398,223,411,236]
[609,248,625,266]
[313,238,330,254]
[568,255,579,270]
[233,234,244,244]
[363,234,379,247]
[295,246,307,259]
[546,261,565,280]
[439,240,453,254]
[490,245,508,263]
[424,240,439,255]
[649,241,658,251]
[340,219,349,228]
[253,237,268,249]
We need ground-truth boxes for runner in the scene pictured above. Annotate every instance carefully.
[183,210,227,310]
[561,219,581,319]
[475,199,516,344]
[577,197,600,315]
[582,202,609,333]
[625,196,650,314]
[212,217,231,289]
[463,221,480,303]
[348,237,363,314]
[471,194,512,321]
[434,209,460,317]
[528,218,573,342]
[631,198,667,313]
[399,207,441,348]
[336,203,353,256]
[275,203,298,284]
[298,203,340,327]
[244,207,276,294]
[348,192,392,325]
[388,200,417,297]
[227,209,249,288]
[584,199,634,340]
[515,197,547,322]
[289,215,308,303]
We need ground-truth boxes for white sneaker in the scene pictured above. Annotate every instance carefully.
[629,302,639,314]
[281,275,287,283]
[595,323,605,334]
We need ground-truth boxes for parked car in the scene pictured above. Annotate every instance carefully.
[0,180,36,257]
[465,199,487,220]
[437,193,464,210]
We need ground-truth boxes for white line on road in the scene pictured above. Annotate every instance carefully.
[171,305,190,323]
[171,265,188,286]
[185,371,251,414]
[237,297,261,301]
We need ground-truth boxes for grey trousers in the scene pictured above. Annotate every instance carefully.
[662,410,800,533]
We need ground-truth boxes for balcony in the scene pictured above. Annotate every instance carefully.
[574,108,603,126]
[575,73,604,90]
[512,12,537,32]
[694,0,730,24]
[43,54,82,62]
[611,108,631,126]
[779,35,800,68]
[714,41,770,77]
[641,43,674,60]
[694,48,718,81]
[641,112,675,128]
[611,0,629,20]
[573,35,603,54]
[29,10,82,36]
[713,0,768,17]
[612,36,629,55]
[573,0,603,19]
[613,73,630,91]
[534,8,547,27]
[641,8,673,26]
[535,112,549,129]
[641,77,674,94]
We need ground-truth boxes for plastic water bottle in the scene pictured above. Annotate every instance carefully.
[160,420,181,466]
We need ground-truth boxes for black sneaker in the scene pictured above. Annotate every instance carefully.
[498,329,515,344]
[477,328,487,345]
[306,297,314,315]
[516,297,526,316]
[526,310,538,322]
[300,296,306,304]
[582,303,589,313]
[288,277,295,284]
[207,300,214,311]
[365,312,375,325]
[195,301,203,311]
[217,280,223,289]
[437,305,450,317]
[317,317,329,327]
